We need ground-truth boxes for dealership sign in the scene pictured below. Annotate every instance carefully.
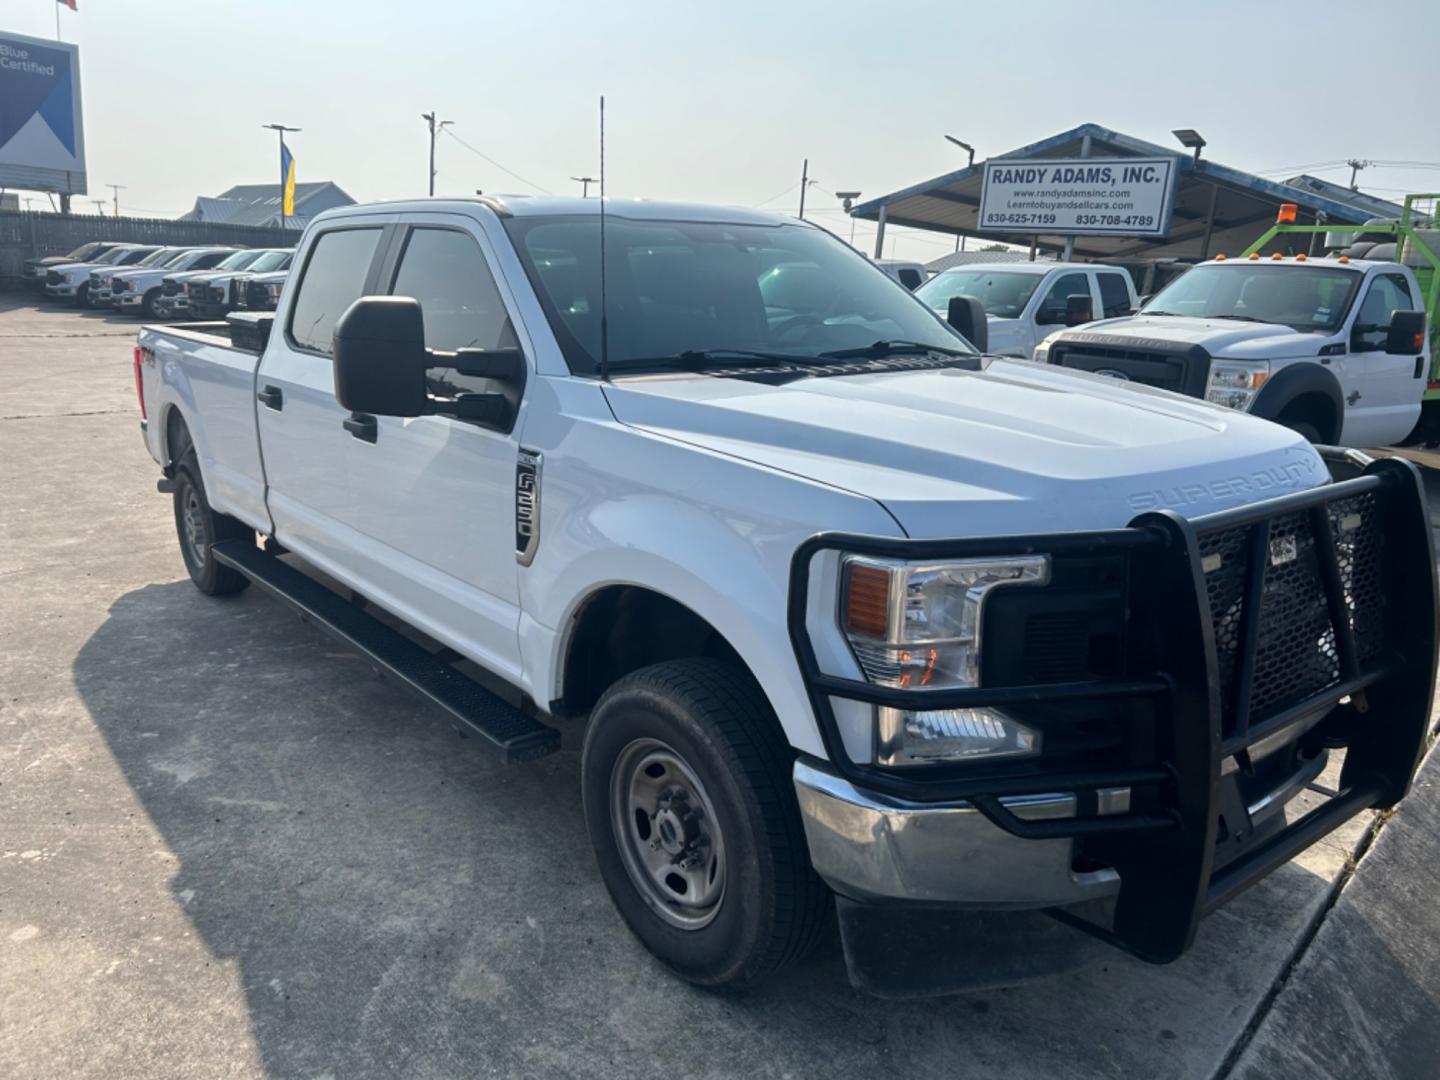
[0,31,86,196]
[978,157,1177,237]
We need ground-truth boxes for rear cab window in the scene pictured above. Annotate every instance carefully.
[287,227,385,355]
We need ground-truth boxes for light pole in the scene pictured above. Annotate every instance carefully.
[263,124,301,230]
[422,112,452,196]
[570,175,596,197]
[105,182,126,217]
[944,135,976,250]
[836,190,861,246]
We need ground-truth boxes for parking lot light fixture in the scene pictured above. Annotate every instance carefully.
[1172,128,1207,162]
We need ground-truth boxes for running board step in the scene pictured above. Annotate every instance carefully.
[211,540,560,763]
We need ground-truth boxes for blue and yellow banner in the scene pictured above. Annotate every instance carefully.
[280,142,296,217]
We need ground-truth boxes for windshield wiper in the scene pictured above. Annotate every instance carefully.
[610,348,827,371]
[816,339,971,360]
[1208,314,1268,323]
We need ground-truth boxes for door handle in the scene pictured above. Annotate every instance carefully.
[257,384,284,410]
[1415,356,1425,379]
[343,413,378,443]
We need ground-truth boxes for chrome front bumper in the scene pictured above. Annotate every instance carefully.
[794,760,1123,909]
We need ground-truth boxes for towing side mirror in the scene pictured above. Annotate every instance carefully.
[1386,310,1427,356]
[1065,294,1094,326]
[332,296,429,417]
[946,294,988,353]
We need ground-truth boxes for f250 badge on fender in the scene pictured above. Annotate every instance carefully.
[515,449,542,566]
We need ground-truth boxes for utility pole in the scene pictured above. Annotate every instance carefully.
[570,176,596,197]
[263,124,301,230]
[1346,158,1372,191]
[90,199,107,217]
[798,159,809,219]
[105,183,126,217]
[422,111,452,196]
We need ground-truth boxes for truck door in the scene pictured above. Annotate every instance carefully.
[1337,272,1424,446]
[255,222,388,564]
[1028,271,1093,356]
[334,218,529,683]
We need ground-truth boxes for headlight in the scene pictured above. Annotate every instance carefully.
[62,272,75,283]
[840,555,1049,765]
[266,283,283,301]
[1033,341,1051,363]
[1204,360,1270,411]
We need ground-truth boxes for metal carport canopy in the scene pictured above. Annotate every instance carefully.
[850,123,1381,261]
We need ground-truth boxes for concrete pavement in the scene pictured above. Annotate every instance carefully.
[1,294,1436,1079]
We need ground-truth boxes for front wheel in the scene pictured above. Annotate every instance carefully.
[142,288,161,319]
[581,658,829,990]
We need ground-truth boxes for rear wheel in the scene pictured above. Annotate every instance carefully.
[172,451,251,596]
[581,658,829,990]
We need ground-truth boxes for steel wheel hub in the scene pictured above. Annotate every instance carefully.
[610,738,726,930]
[182,487,207,562]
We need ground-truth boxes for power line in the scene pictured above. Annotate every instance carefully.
[751,181,799,208]
[441,128,552,194]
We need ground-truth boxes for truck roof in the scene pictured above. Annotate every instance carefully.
[932,261,1102,276]
[1198,255,1388,271]
[313,196,790,227]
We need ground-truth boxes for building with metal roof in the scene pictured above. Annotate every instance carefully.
[923,249,1048,274]
[178,181,355,230]
[851,123,1390,263]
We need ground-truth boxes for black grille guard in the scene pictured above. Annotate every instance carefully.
[786,452,1437,962]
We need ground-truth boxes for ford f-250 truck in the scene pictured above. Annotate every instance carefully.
[134,197,1437,997]
[1037,199,1437,450]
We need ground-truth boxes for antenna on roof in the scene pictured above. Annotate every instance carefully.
[598,95,610,382]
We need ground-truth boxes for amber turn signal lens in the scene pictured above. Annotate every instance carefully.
[1277,203,1298,224]
[843,563,891,639]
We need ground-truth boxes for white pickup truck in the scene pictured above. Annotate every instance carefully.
[134,197,1436,997]
[1036,255,1431,448]
[916,261,1138,356]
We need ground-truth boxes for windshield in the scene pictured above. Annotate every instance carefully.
[95,247,133,266]
[137,248,182,268]
[117,248,158,265]
[66,242,102,260]
[915,269,1044,318]
[502,215,969,373]
[1143,264,1362,332]
[216,250,262,271]
[245,250,291,272]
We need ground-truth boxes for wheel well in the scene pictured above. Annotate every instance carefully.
[163,407,192,469]
[1275,392,1339,443]
[559,586,746,714]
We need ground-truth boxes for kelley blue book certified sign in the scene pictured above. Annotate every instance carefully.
[978,157,1177,237]
[0,31,86,196]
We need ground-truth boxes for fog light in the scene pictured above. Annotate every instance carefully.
[877,706,1040,766]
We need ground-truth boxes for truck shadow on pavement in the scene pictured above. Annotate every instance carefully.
[72,578,1435,1080]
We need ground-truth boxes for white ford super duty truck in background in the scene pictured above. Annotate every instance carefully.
[1036,253,1431,449]
[916,261,1138,357]
[134,197,1436,997]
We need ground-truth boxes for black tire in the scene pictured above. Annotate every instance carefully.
[75,282,90,308]
[172,451,251,596]
[142,288,161,319]
[1280,418,1322,443]
[581,657,829,990]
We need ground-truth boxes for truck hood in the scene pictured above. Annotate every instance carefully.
[602,359,1328,537]
[1071,315,1325,359]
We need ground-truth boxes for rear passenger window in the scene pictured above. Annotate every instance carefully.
[389,227,517,352]
[288,228,383,354]
[897,268,923,290]
[1097,272,1133,317]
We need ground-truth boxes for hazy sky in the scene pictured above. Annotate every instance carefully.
[7,0,1439,261]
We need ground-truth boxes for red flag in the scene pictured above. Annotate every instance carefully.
[57,0,78,11]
